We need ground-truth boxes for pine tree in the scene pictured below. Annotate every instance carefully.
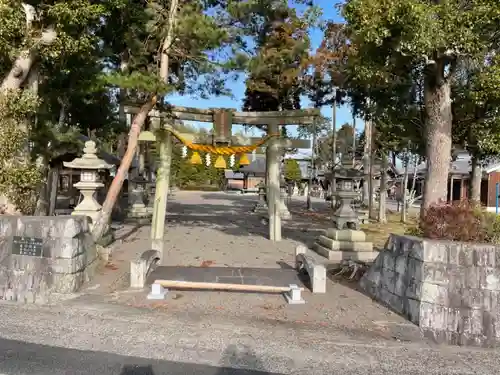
[91,0,245,240]
[242,1,314,113]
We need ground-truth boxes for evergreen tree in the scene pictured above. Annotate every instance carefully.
[242,1,315,113]
[283,159,302,182]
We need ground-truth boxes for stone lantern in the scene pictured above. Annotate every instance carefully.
[63,141,112,226]
[312,157,375,262]
[332,165,364,230]
[128,130,156,221]
[252,182,268,213]
[278,173,291,219]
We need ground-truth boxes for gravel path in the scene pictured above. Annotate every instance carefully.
[23,191,497,374]
[94,191,425,346]
[160,191,317,267]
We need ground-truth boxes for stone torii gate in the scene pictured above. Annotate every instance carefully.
[124,105,320,254]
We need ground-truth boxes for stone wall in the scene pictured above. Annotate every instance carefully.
[360,234,500,347]
[0,215,97,303]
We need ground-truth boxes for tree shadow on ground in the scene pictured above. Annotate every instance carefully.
[118,343,280,374]
[114,224,145,242]
[0,336,284,375]
[165,198,326,247]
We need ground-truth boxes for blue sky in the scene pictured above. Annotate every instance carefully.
[166,0,361,144]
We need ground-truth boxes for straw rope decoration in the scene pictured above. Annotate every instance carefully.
[165,127,280,168]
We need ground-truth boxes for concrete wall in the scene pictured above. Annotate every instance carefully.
[360,234,500,347]
[0,215,97,303]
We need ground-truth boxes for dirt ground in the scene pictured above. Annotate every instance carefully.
[81,191,427,345]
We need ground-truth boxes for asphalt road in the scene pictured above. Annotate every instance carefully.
[0,337,278,375]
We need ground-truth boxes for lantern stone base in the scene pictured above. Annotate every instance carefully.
[72,209,101,228]
[126,187,152,223]
[278,199,291,220]
[253,200,268,213]
[126,206,152,224]
[70,211,114,247]
[252,186,268,213]
[312,229,376,262]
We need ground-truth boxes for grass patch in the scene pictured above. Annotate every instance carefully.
[360,212,418,249]
[290,206,419,249]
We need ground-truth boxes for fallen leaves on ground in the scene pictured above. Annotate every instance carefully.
[291,210,330,221]
[104,263,119,270]
[260,304,284,311]
[200,260,215,267]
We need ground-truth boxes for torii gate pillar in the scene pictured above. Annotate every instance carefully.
[266,122,282,241]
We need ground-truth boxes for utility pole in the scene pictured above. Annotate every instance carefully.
[362,117,372,206]
[331,100,337,209]
[352,115,356,167]
[307,117,317,211]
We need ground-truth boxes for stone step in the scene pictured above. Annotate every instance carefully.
[323,228,367,242]
[317,235,373,252]
[312,242,378,263]
[301,246,343,270]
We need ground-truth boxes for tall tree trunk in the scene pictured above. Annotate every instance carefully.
[368,147,375,219]
[410,155,419,193]
[48,168,59,216]
[92,0,179,243]
[401,156,409,223]
[117,57,129,158]
[2,5,56,90]
[91,98,157,241]
[117,89,127,158]
[149,0,179,253]
[159,0,179,81]
[57,97,68,129]
[378,151,388,223]
[29,66,49,216]
[0,5,56,215]
[362,118,372,206]
[421,62,453,220]
[469,154,482,205]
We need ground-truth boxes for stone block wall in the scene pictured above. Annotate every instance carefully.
[0,215,97,303]
[360,234,500,347]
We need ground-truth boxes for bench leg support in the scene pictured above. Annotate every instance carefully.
[284,284,305,304]
[147,283,168,300]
